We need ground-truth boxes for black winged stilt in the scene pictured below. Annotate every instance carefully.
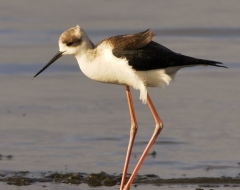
[33,25,227,190]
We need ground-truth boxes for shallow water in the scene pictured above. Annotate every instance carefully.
[1,0,240,189]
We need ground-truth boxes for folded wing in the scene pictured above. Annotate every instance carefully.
[114,41,227,71]
[96,29,227,71]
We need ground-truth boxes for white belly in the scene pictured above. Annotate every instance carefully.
[136,66,182,87]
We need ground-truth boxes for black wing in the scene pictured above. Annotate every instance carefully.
[113,41,227,71]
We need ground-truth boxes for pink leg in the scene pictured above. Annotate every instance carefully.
[120,86,138,190]
[123,94,163,190]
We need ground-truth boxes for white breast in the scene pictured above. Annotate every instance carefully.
[75,48,148,103]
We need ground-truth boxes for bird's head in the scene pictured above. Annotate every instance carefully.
[59,25,88,56]
[33,25,93,78]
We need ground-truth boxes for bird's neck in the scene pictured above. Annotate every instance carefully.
[74,29,95,60]
[81,28,95,49]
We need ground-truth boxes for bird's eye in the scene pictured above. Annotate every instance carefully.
[66,39,81,47]
[66,42,74,46]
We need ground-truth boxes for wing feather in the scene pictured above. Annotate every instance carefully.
[96,29,153,53]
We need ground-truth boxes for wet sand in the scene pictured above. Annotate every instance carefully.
[1,170,240,189]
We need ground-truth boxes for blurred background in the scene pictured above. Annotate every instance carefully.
[0,0,240,189]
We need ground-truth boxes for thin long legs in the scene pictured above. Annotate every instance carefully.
[123,93,164,190]
[120,86,138,190]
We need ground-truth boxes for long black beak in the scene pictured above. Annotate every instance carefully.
[33,51,64,79]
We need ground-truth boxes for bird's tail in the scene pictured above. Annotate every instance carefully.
[179,54,227,68]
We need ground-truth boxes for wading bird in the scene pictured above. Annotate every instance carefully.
[34,25,226,190]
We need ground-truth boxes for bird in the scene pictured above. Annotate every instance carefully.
[33,25,227,190]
